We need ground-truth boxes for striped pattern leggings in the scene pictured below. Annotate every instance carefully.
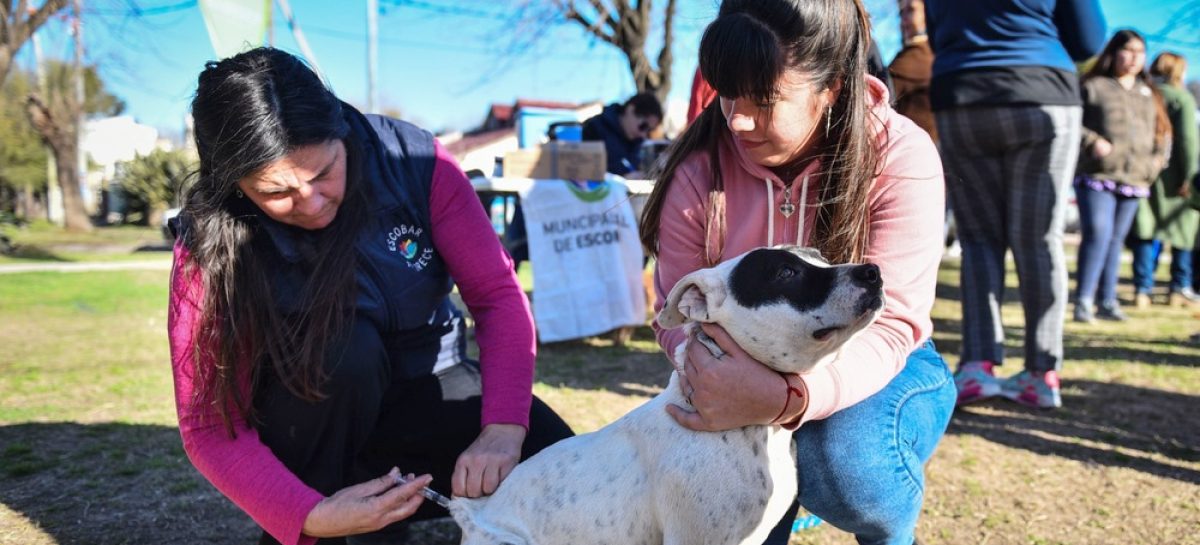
[936,105,1082,373]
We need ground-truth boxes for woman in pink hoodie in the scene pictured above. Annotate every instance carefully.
[640,2,955,544]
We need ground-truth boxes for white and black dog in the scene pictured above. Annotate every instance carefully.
[450,246,885,545]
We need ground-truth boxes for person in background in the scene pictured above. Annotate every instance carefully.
[888,0,952,254]
[926,0,1106,410]
[581,92,663,177]
[1131,52,1199,309]
[641,1,956,543]
[1190,83,1200,293]
[168,47,573,545]
[1074,29,1171,324]
[867,37,895,97]
[889,0,936,141]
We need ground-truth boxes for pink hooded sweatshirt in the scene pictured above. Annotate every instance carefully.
[168,142,536,545]
[653,76,945,426]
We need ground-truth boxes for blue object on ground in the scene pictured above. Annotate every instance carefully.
[792,513,823,532]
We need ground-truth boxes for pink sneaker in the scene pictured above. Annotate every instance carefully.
[1001,370,1062,409]
[954,360,1001,406]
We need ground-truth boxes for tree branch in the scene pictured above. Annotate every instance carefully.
[565,4,617,46]
[25,92,64,147]
[586,0,619,31]
[5,0,66,60]
[25,0,66,38]
[655,0,676,98]
[635,0,650,37]
[1,5,10,44]
[9,0,30,43]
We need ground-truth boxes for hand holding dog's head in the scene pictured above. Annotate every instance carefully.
[657,246,885,374]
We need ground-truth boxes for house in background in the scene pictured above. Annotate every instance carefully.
[82,116,163,215]
[439,99,603,175]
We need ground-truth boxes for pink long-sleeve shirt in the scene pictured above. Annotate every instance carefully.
[168,141,535,545]
[653,76,945,426]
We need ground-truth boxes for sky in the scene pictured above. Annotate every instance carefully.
[13,0,1200,142]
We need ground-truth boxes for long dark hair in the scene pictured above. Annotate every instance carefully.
[1085,29,1171,145]
[639,0,882,265]
[1085,29,1149,82]
[183,47,365,435]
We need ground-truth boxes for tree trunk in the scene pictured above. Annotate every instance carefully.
[53,141,92,232]
[0,51,11,89]
[559,0,675,103]
[26,94,92,232]
[0,185,11,214]
[147,205,165,231]
[626,49,658,96]
[17,186,46,221]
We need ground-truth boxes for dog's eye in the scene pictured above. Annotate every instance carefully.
[775,267,795,280]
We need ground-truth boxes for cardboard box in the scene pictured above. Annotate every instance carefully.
[502,141,607,181]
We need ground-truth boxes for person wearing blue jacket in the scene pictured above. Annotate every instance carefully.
[927,0,1106,410]
[581,92,663,176]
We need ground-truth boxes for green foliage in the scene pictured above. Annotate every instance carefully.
[118,148,195,213]
[38,60,126,118]
[0,70,49,193]
[0,62,124,216]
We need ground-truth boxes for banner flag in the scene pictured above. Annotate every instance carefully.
[198,0,270,59]
[518,177,646,343]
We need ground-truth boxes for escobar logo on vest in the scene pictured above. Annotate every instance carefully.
[386,224,435,271]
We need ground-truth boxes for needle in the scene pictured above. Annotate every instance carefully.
[394,473,451,508]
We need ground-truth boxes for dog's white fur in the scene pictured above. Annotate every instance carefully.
[451,246,884,545]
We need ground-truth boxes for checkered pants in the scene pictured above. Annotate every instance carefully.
[936,105,1082,373]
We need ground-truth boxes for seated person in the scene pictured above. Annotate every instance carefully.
[582,92,663,177]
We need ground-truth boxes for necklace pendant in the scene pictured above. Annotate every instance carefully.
[779,202,796,217]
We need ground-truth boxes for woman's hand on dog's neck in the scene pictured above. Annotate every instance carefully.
[667,323,807,431]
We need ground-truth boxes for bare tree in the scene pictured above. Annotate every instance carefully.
[25,62,122,231]
[25,13,122,233]
[517,0,679,102]
[26,93,89,230]
[0,0,69,86]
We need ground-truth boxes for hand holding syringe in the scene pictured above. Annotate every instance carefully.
[394,472,451,508]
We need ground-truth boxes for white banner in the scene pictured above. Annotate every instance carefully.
[517,177,646,343]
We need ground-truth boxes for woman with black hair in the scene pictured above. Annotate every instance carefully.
[640,1,956,543]
[167,47,572,545]
[581,92,663,177]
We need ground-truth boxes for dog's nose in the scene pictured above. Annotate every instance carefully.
[851,264,881,289]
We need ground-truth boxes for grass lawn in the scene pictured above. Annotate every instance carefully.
[0,223,171,265]
[1,249,1198,544]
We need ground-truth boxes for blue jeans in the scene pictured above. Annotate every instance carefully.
[763,341,956,545]
[1074,186,1141,306]
[1132,239,1193,292]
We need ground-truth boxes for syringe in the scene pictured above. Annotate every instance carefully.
[393,473,451,508]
